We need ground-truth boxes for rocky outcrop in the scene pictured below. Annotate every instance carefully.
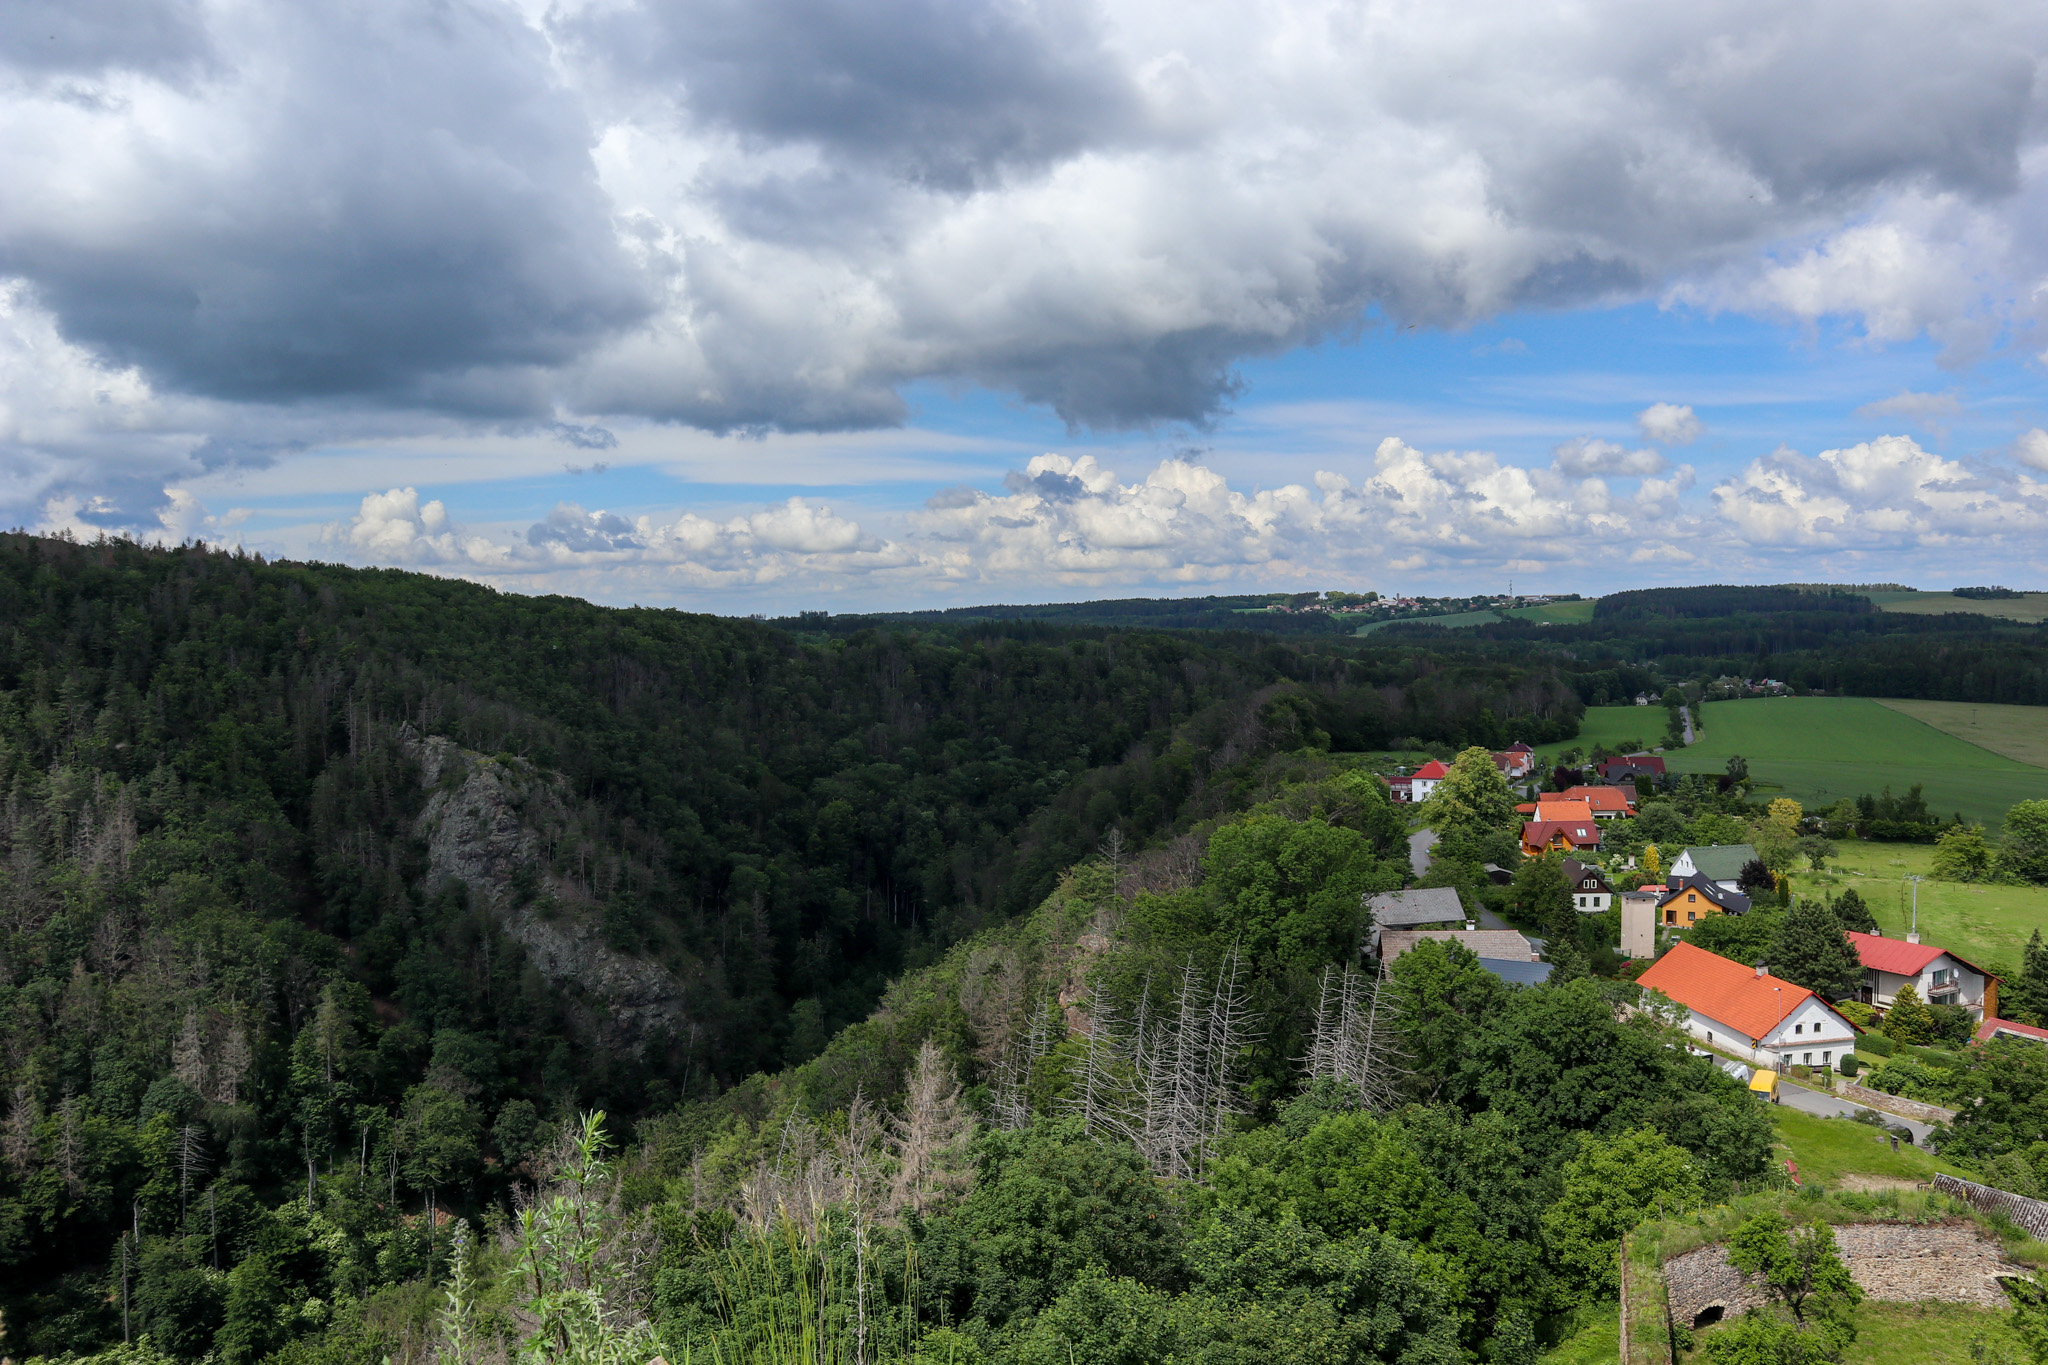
[407,732,690,1054]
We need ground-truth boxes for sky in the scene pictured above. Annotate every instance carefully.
[3,0,2048,612]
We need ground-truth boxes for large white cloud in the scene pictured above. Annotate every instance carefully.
[1712,435,2048,547]
[0,0,2042,527]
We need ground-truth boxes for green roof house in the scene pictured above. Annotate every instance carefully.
[1667,844,1759,892]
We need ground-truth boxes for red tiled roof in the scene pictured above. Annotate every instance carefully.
[1845,931,1945,976]
[1561,785,1635,814]
[1978,1017,2048,1044]
[1413,760,1450,779]
[1637,941,1820,1041]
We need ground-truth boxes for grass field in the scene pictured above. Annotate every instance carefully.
[1354,599,1598,635]
[1504,598,1598,624]
[1867,588,2048,622]
[1806,840,2048,976]
[1546,698,2048,827]
[1769,1106,1966,1187]
[1878,699,2048,769]
[1355,608,1504,634]
[1689,1302,2026,1365]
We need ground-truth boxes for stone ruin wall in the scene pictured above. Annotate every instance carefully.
[1663,1222,2025,1328]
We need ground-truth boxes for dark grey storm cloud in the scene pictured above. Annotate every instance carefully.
[0,0,2043,508]
[0,0,647,408]
[559,0,1139,187]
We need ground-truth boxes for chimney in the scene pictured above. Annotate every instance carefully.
[1754,961,1767,978]
[1464,920,1477,932]
[1907,931,1920,945]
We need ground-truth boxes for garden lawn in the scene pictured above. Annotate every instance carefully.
[1867,589,2048,623]
[1551,698,2048,827]
[1807,840,2048,976]
[1769,1107,1966,1188]
[1878,699,2048,769]
[1687,1302,2026,1365]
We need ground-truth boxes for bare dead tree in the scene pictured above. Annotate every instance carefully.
[2,1084,38,1178]
[176,1124,209,1221]
[172,1008,209,1096]
[987,995,1059,1131]
[887,1041,972,1218]
[1304,964,1409,1114]
[214,1025,253,1106]
[55,1094,82,1196]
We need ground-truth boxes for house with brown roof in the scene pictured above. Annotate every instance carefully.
[1562,858,1613,912]
[1598,754,1666,783]
[1845,930,2000,1020]
[1637,941,1861,1072]
[1521,816,1602,857]
[1559,785,1636,819]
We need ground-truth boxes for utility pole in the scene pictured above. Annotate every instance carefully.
[1909,875,1922,941]
[120,1233,130,1344]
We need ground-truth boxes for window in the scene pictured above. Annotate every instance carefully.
[1803,1052,1812,1065]
[1686,911,1697,923]
[1822,1051,1832,1065]
[1795,1024,1804,1034]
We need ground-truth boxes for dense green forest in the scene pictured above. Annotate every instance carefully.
[15,545,2048,1363]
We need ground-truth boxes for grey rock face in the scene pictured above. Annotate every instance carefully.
[407,731,691,1054]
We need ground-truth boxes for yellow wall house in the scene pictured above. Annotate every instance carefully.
[1656,875,1751,928]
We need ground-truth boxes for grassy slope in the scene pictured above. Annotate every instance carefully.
[1354,599,1599,636]
[1879,698,2048,769]
[1769,1107,1967,1187]
[1690,1303,2026,1365]
[1870,589,2048,623]
[1805,840,2048,976]
[1551,699,2048,827]
[1538,1305,1620,1364]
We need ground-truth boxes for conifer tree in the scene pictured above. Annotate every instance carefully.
[1881,983,1936,1044]
[1828,888,1877,934]
[1769,899,1863,1001]
[2008,930,2048,1027]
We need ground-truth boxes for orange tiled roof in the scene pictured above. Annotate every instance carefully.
[1560,785,1635,814]
[1637,941,1817,1041]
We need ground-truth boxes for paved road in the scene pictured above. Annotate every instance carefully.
[1405,828,1515,929]
[1778,1080,1936,1145]
[1680,704,1696,745]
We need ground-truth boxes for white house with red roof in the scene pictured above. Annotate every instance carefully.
[1402,759,1451,802]
[1845,930,2000,1020]
[1637,941,1861,1072]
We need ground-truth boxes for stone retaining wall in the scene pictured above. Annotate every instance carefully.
[1663,1222,2022,1328]
[1841,1082,1957,1125]
[1934,1174,2048,1240]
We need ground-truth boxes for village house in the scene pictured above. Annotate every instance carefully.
[1522,816,1602,857]
[1363,887,1468,957]
[1656,874,1751,928]
[1491,741,1537,778]
[1376,928,1551,986]
[1559,784,1636,818]
[1598,753,1666,783]
[1845,930,2000,1020]
[1637,941,1861,1073]
[1976,1017,2048,1045]
[1666,845,1759,894]
[1561,858,1613,912]
[1403,759,1450,802]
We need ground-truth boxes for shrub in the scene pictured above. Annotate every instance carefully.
[1856,1033,1895,1058]
[1833,1000,1876,1028]
[1838,1054,1860,1078]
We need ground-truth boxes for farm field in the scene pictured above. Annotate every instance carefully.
[1354,598,1597,635]
[1866,588,2048,622]
[1878,698,2048,769]
[1546,698,2048,828]
[1810,840,2048,976]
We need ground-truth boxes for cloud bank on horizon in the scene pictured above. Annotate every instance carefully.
[3,0,2047,599]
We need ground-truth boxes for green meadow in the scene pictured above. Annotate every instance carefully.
[1549,697,2048,828]
[1354,598,1596,635]
[1866,588,2048,623]
[1811,840,2048,976]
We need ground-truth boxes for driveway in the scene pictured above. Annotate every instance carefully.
[1777,1080,1936,1145]
[1408,828,1438,877]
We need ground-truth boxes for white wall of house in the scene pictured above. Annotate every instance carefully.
[1862,955,1992,1018]
[1412,777,1441,800]
[1574,890,1612,912]
[1676,998,1856,1072]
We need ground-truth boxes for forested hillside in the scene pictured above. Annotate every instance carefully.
[0,535,1590,1357]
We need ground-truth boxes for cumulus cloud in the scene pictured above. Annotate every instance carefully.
[325,488,510,566]
[1636,403,1702,446]
[1552,437,1669,477]
[1712,434,2048,547]
[0,0,2039,502]
[2014,428,2048,472]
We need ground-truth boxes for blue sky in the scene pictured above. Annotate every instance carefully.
[5,0,2047,611]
